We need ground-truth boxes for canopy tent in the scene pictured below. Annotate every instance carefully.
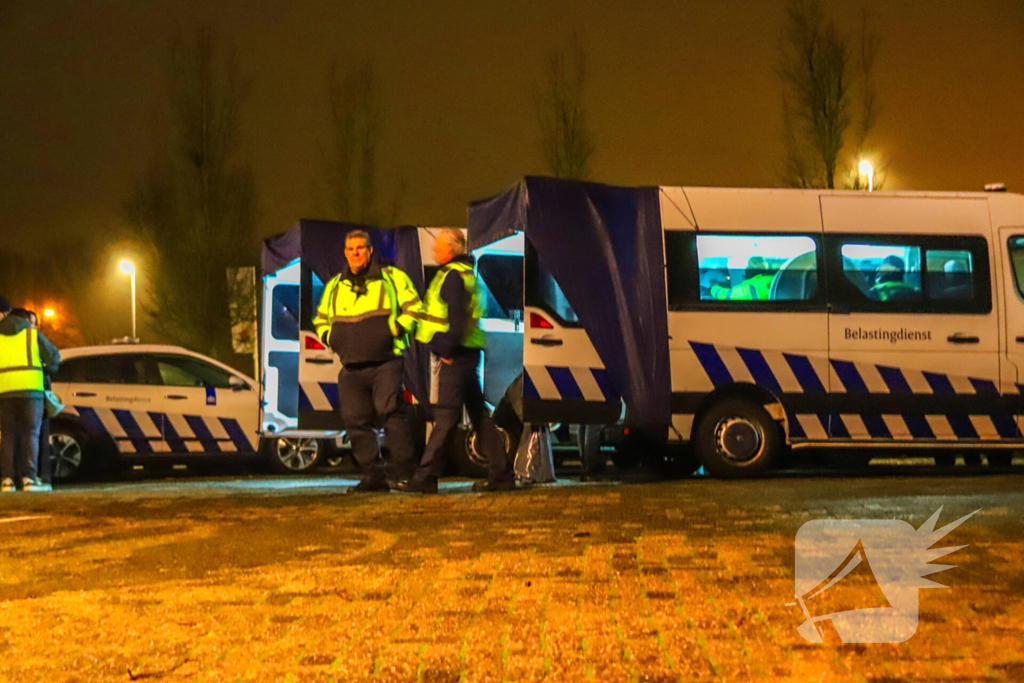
[260,219,430,405]
[468,177,671,437]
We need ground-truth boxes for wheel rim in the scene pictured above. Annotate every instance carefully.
[275,438,319,471]
[467,428,510,466]
[715,417,762,463]
[51,433,83,480]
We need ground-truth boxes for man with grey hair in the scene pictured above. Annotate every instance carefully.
[397,229,512,493]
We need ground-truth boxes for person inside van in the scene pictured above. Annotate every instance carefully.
[708,255,775,301]
[869,255,919,302]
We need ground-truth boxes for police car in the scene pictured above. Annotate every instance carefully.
[49,344,328,480]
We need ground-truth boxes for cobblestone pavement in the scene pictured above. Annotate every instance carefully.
[0,470,1022,682]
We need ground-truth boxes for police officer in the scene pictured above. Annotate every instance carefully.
[397,229,512,493]
[708,256,774,301]
[0,296,60,492]
[313,231,421,492]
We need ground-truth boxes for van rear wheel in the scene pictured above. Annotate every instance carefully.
[694,398,780,478]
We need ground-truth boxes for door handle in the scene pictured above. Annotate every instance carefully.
[947,334,980,344]
[72,391,96,397]
[304,358,335,365]
[165,394,188,400]
[1016,336,1024,344]
[530,337,563,347]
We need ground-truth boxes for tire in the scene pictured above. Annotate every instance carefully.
[988,453,1013,468]
[451,425,510,478]
[49,422,88,482]
[261,436,322,474]
[693,398,780,478]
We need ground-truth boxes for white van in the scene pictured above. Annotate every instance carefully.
[470,179,1024,478]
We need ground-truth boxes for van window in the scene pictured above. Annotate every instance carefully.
[271,284,300,341]
[828,235,990,313]
[525,243,581,326]
[841,243,923,303]
[1007,236,1024,299]
[476,254,523,320]
[665,232,821,309]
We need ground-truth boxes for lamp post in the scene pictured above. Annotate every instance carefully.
[858,160,874,192]
[119,260,136,339]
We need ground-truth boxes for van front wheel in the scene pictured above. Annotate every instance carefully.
[694,398,780,478]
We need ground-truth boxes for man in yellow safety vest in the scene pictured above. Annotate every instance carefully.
[0,296,61,492]
[313,230,423,492]
[396,229,512,493]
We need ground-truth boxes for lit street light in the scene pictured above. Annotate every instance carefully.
[119,259,136,340]
[43,308,55,320]
[859,160,874,192]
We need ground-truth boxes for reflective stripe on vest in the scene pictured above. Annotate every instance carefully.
[415,261,485,349]
[321,269,406,354]
[0,328,44,394]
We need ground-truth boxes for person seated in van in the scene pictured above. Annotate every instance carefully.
[869,255,919,301]
[940,259,972,299]
[708,255,774,301]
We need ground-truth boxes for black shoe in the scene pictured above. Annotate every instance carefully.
[350,478,390,493]
[471,478,516,493]
[395,477,438,494]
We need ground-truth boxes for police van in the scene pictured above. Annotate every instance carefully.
[469,177,1024,478]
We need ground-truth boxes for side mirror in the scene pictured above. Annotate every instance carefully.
[229,376,250,392]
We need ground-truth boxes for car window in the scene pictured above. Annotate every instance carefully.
[54,354,142,384]
[154,355,235,388]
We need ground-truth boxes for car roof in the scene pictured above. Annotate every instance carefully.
[59,344,195,359]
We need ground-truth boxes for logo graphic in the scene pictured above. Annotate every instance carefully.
[791,507,978,644]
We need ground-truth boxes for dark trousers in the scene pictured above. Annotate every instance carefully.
[337,357,415,482]
[0,396,43,482]
[415,350,511,483]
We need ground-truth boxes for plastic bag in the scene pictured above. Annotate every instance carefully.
[514,423,556,484]
[43,390,65,419]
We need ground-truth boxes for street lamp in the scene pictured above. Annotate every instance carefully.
[43,309,55,320]
[119,259,136,339]
[858,160,874,192]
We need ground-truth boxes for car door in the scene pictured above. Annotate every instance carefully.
[822,196,1001,442]
[55,353,168,455]
[522,239,622,425]
[151,353,260,454]
[997,229,1024,433]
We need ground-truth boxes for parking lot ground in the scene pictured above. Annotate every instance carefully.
[1,467,1022,682]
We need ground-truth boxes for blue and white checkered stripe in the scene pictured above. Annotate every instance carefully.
[523,365,620,402]
[683,341,1022,442]
[299,381,340,411]
[63,406,256,453]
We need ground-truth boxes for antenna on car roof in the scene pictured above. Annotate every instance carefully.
[984,183,1007,192]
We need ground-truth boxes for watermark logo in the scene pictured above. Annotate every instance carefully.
[790,507,978,644]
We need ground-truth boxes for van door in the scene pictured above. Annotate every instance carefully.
[473,233,525,406]
[822,196,1002,443]
[522,239,622,425]
[261,260,301,434]
[297,265,344,431]
[996,229,1024,433]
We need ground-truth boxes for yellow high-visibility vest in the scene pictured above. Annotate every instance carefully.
[0,327,44,394]
[415,261,485,349]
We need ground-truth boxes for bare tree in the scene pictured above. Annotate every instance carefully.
[778,0,879,189]
[536,33,595,180]
[126,27,258,363]
[321,59,382,224]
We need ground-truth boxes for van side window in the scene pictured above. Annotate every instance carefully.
[665,232,821,309]
[841,244,923,303]
[525,243,581,326]
[476,254,524,320]
[828,235,990,314]
[1006,236,1024,299]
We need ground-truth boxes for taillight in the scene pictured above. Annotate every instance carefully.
[530,312,553,329]
[305,336,327,350]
